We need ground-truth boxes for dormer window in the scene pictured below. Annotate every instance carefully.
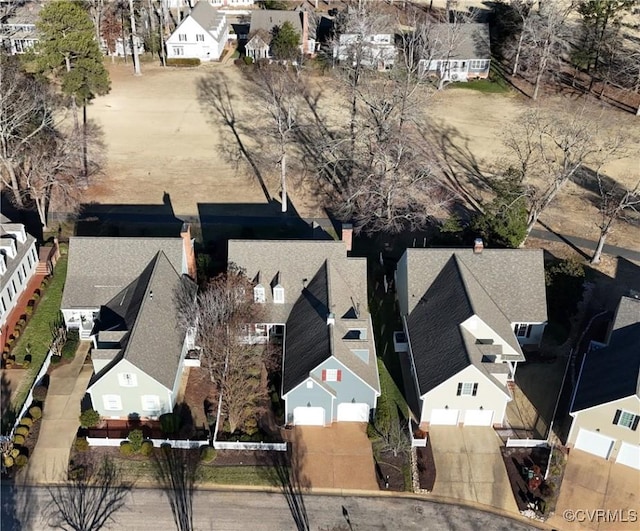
[273,285,284,304]
[254,284,265,303]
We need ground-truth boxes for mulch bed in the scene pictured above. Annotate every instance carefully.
[416,443,436,491]
[182,367,216,430]
[502,446,553,516]
[374,449,407,491]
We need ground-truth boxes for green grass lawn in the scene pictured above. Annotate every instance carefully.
[11,249,68,409]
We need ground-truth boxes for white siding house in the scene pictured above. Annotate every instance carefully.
[166,1,228,61]
[0,216,38,339]
[333,32,396,70]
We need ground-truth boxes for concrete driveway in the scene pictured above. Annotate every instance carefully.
[547,450,639,531]
[23,343,92,483]
[429,426,519,513]
[292,423,378,490]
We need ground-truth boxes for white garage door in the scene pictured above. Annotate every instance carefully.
[430,409,459,425]
[293,407,325,426]
[616,442,640,470]
[464,409,494,426]
[574,429,615,459]
[337,403,370,422]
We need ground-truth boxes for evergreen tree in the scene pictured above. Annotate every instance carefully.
[270,21,301,61]
[31,1,110,127]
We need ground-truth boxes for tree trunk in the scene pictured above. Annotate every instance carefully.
[591,227,610,264]
[159,1,166,67]
[280,151,287,213]
[532,46,549,100]
[3,161,24,207]
[512,30,525,77]
[129,0,141,75]
[34,193,48,231]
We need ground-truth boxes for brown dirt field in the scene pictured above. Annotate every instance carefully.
[86,61,640,250]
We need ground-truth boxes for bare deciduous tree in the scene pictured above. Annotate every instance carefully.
[45,457,132,531]
[504,105,628,238]
[591,176,640,264]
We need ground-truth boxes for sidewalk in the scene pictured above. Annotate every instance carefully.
[22,342,92,483]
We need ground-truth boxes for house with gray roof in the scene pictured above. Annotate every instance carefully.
[228,238,380,426]
[61,227,195,338]
[86,251,197,420]
[567,295,640,470]
[247,8,315,58]
[418,23,491,83]
[166,0,228,61]
[395,241,547,428]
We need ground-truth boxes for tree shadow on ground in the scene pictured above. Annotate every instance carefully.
[0,192,44,242]
[258,435,310,531]
[0,478,38,531]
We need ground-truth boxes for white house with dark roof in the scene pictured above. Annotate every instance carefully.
[228,238,380,426]
[0,214,38,339]
[395,242,547,428]
[0,0,40,55]
[567,296,640,470]
[418,23,491,83]
[166,1,229,61]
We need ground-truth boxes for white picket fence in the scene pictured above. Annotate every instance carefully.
[10,347,55,437]
[213,440,287,451]
[506,438,549,448]
[87,437,205,450]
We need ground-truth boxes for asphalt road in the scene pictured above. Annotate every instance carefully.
[1,485,540,531]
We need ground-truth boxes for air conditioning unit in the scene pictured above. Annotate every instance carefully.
[451,73,459,81]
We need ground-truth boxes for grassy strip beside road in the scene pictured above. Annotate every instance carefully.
[11,248,68,409]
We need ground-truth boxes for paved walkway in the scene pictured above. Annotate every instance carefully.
[292,424,379,490]
[429,426,519,514]
[22,342,92,483]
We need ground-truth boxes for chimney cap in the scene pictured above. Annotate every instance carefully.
[473,238,484,254]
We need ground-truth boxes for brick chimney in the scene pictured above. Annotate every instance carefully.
[473,238,484,254]
[301,11,309,54]
[180,223,197,280]
[341,223,353,253]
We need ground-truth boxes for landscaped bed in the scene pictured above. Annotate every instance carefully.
[415,444,436,491]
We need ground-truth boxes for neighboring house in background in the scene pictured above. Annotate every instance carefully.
[166,0,254,7]
[60,227,195,340]
[86,251,197,420]
[244,31,269,61]
[246,9,316,58]
[166,0,229,61]
[395,240,547,428]
[418,23,491,82]
[0,0,40,55]
[0,214,39,344]
[228,234,380,427]
[567,295,640,471]
[333,31,397,70]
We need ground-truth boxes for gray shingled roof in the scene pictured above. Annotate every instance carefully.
[228,239,379,394]
[402,248,547,322]
[428,23,490,60]
[571,296,640,412]
[283,262,331,393]
[1,220,36,285]
[62,237,184,309]
[250,10,304,37]
[90,251,195,390]
[187,0,224,32]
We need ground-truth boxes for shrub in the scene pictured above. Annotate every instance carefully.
[74,437,89,452]
[50,355,61,364]
[79,408,100,428]
[166,57,201,67]
[25,306,33,316]
[33,386,47,402]
[10,448,20,458]
[140,440,154,457]
[243,55,254,65]
[15,454,28,467]
[12,329,20,339]
[29,406,42,420]
[20,417,33,427]
[17,318,26,328]
[200,445,217,463]
[13,435,25,445]
[3,455,14,468]
[128,429,143,452]
[15,426,29,437]
[22,359,30,369]
[160,412,181,435]
[119,441,134,456]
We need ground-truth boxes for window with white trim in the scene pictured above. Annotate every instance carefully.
[351,349,370,363]
[31,248,37,262]
[273,285,284,304]
[514,324,532,338]
[17,269,23,285]
[456,382,478,396]
[118,373,138,387]
[306,381,313,389]
[345,328,367,340]
[178,33,187,42]
[173,46,184,56]
[470,60,488,69]
[614,409,639,430]
[0,297,6,315]
[322,369,341,382]
[254,285,265,303]
[103,394,122,411]
[196,34,204,41]
[141,395,160,411]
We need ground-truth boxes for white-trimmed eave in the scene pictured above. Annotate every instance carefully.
[87,358,172,395]
[569,394,640,417]
[418,363,512,402]
[329,355,381,396]
[282,374,336,399]
[167,15,207,44]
